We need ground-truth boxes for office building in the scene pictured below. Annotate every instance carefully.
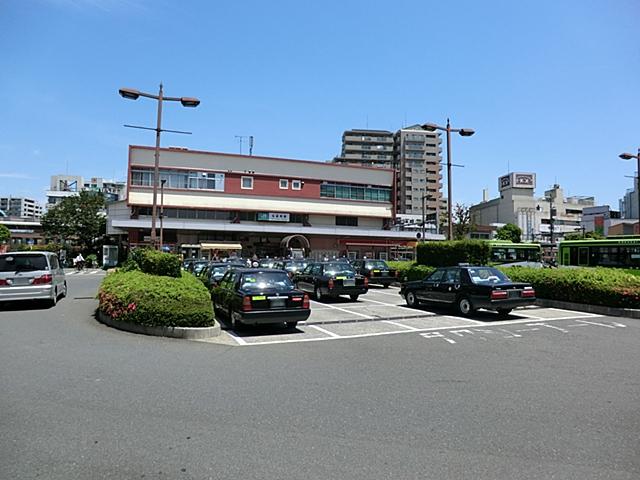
[0,197,43,219]
[46,174,126,209]
[333,126,443,217]
[107,145,444,260]
[470,173,595,242]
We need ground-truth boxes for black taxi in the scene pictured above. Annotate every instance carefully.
[293,261,368,301]
[399,265,536,317]
[351,259,397,287]
[212,268,310,330]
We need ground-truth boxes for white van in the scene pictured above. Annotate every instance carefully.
[0,252,67,307]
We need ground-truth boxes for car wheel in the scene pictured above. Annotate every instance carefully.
[457,296,474,316]
[232,313,243,330]
[49,288,58,307]
[349,294,359,301]
[405,291,418,307]
[497,308,512,318]
[285,321,298,329]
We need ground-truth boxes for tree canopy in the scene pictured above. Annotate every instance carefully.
[0,224,10,243]
[41,191,106,251]
[495,223,522,243]
[453,203,473,240]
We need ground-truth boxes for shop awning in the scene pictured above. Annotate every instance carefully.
[200,242,242,250]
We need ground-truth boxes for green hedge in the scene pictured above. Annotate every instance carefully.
[387,261,435,282]
[98,270,214,327]
[417,240,490,267]
[499,266,640,309]
[124,248,182,278]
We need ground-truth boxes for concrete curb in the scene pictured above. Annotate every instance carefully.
[97,310,221,339]
[535,298,640,319]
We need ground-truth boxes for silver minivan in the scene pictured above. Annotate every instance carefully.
[0,251,67,307]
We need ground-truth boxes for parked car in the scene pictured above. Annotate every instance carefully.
[258,258,278,269]
[199,261,245,289]
[0,251,67,307]
[351,259,397,287]
[272,259,309,278]
[187,259,210,275]
[399,265,536,317]
[212,268,310,329]
[293,261,368,301]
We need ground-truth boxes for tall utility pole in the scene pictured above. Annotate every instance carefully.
[421,119,475,240]
[119,84,200,249]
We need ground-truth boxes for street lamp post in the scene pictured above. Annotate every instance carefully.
[619,148,640,230]
[421,119,475,240]
[160,179,166,251]
[119,84,200,249]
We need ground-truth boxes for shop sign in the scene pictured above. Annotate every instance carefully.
[257,212,290,222]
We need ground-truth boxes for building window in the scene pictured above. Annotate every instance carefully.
[241,176,253,190]
[279,179,289,189]
[292,180,302,190]
[336,216,358,227]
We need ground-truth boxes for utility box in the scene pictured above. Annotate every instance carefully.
[103,245,119,268]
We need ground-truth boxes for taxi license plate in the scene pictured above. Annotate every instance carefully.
[343,279,355,287]
[270,297,287,308]
[508,290,520,298]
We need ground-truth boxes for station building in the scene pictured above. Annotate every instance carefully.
[106,146,443,260]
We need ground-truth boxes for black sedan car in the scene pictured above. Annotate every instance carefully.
[351,259,397,287]
[199,262,245,290]
[272,259,309,278]
[212,268,310,329]
[399,265,536,317]
[294,261,368,301]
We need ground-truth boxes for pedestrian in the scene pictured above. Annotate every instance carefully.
[74,252,85,271]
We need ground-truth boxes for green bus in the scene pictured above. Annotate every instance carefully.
[558,236,640,268]
[487,241,542,264]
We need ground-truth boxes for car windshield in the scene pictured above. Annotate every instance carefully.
[193,262,208,273]
[324,263,355,276]
[211,266,228,276]
[285,260,307,270]
[467,267,510,284]
[240,272,294,292]
[366,260,388,269]
[0,254,49,272]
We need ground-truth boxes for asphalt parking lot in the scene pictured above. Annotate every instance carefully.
[206,285,621,347]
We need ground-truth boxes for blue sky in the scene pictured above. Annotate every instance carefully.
[1,0,639,208]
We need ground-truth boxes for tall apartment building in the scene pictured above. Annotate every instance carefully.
[333,126,443,216]
[46,174,126,209]
[0,196,43,218]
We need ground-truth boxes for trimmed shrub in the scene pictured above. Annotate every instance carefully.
[499,266,640,309]
[416,240,490,267]
[126,248,181,278]
[98,270,214,327]
[389,261,435,282]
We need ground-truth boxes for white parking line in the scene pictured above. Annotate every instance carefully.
[382,320,420,331]
[315,301,374,319]
[359,296,434,314]
[371,290,403,297]
[308,325,342,338]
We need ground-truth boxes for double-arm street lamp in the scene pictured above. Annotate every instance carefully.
[421,119,475,240]
[119,84,200,249]
[619,148,640,227]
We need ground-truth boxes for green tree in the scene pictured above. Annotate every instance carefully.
[495,223,522,243]
[0,224,10,244]
[564,230,604,241]
[452,203,473,240]
[41,191,106,251]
